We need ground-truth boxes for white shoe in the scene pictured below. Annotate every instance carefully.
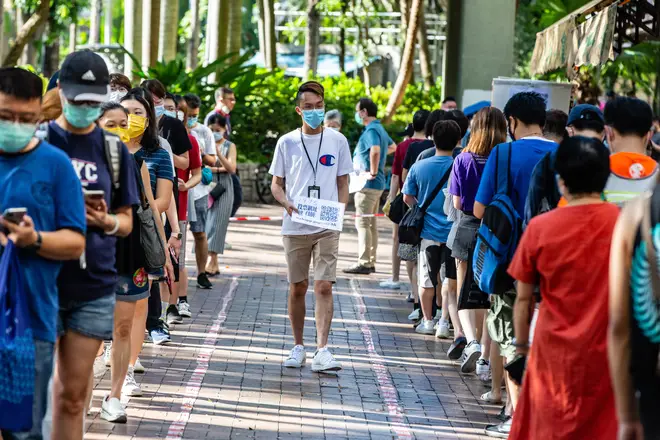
[476,358,491,383]
[133,358,145,374]
[311,348,342,372]
[460,341,482,374]
[122,369,142,397]
[283,345,306,368]
[408,309,421,321]
[104,343,112,367]
[415,319,435,335]
[434,309,442,322]
[93,355,106,379]
[177,302,192,318]
[100,396,127,423]
[435,319,451,339]
[379,279,401,290]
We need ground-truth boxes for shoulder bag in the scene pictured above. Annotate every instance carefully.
[133,158,166,271]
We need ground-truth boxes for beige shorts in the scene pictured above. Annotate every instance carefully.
[283,230,340,284]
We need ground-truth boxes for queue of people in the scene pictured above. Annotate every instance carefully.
[0,49,241,439]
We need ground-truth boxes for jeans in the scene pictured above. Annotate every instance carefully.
[146,281,162,332]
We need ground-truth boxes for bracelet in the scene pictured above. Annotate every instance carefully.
[106,214,120,236]
[512,339,529,348]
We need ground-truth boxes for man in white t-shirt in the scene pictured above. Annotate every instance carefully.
[270,81,353,372]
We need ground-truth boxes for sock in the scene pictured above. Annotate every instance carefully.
[179,296,188,303]
[161,302,168,317]
[413,302,420,311]
[317,347,329,353]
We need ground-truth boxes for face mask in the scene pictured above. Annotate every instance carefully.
[0,120,36,153]
[328,126,339,132]
[126,114,148,139]
[302,109,325,130]
[213,132,225,142]
[104,126,131,143]
[355,111,363,125]
[62,100,102,129]
[221,105,231,114]
[187,116,198,128]
[164,110,177,119]
[177,111,184,121]
[109,90,127,103]
[154,105,165,118]
[507,119,516,141]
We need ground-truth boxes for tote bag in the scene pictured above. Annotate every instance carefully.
[0,240,35,431]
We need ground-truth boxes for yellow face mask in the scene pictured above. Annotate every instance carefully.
[126,114,148,140]
[104,126,130,143]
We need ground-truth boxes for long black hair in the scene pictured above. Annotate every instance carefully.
[120,88,160,153]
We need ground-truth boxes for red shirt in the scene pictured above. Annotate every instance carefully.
[176,135,202,221]
[392,138,423,178]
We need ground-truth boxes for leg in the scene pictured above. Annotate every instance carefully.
[441,281,449,321]
[446,278,464,338]
[110,301,136,399]
[390,223,401,282]
[289,280,309,346]
[367,190,383,267]
[490,341,503,401]
[146,283,161,333]
[480,312,491,359]
[354,190,371,266]
[505,368,521,411]
[206,251,218,274]
[313,280,333,348]
[283,234,314,347]
[130,298,149,365]
[419,241,442,321]
[406,260,418,301]
[192,232,209,277]
[176,269,188,304]
[420,287,435,320]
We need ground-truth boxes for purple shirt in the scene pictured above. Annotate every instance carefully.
[448,151,488,212]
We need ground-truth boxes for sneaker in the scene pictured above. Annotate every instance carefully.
[407,308,421,321]
[150,328,171,345]
[460,341,482,374]
[342,264,372,275]
[311,348,342,372]
[368,266,376,273]
[379,279,401,290]
[133,358,145,374]
[283,345,306,368]
[93,355,106,379]
[122,369,142,397]
[485,418,512,438]
[434,309,442,321]
[166,305,183,325]
[100,396,127,423]
[406,292,414,303]
[448,336,467,360]
[224,242,233,250]
[476,358,491,383]
[435,319,451,339]
[177,301,192,318]
[415,319,435,335]
[197,272,213,289]
[103,343,112,367]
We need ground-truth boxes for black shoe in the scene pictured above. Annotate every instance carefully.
[368,266,376,273]
[342,264,372,275]
[485,418,512,438]
[448,336,467,360]
[166,305,183,325]
[406,292,414,303]
[495,406,509,422]
[197,273,213,289]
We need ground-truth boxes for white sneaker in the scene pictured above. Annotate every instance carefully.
[408,309,421,321]
[476,358,491,383]
[122,369,142,397]
[283,345,306,368]
[460,341,482,374]
[311,348,342,372]
[435,319,451,339]
[415,319,435,335]
[100,396,127,423]
[104,343,112,367]
[177,302,192,318]
[133,358,145,374]
[434,309,442,322]
[93,355,106,379]
[379,279,401,290]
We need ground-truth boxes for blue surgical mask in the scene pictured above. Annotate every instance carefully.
[0,120,36,153]
[213,132,225,142]
[62,100,102,129]
[187,116,198,128]
[164,110,177,119]
[154,105,165,118]
[302,109,325,130]
[354,111,363,125]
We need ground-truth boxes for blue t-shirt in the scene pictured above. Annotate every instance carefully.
[354,120,393,190]
[134,147,174,195]
[402,155,453,242]
[475,138,557,217]
[0,142,86,342]
[48,123,140,301]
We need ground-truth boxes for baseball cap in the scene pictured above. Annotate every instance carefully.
[58,50,110,103]
[567,104,604,126]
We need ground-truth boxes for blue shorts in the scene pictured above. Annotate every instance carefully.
[189,197,208,233]
[58,294,115,340]
[1,339,54,440]
[116,268,150,302]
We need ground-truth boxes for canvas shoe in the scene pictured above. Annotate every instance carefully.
[311,348,342,372]
[100,396,127,423]
[283,345,306,368]
[415,319,435,335]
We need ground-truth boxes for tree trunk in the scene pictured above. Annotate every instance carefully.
[149,0,161,67]
[217,0,229,59]
[186,0,200,69]
[124,0,136,76]
[2,0,50,67]
[384,0,421,123]
[0,0,4,61]
[400,0,409,31]
[227,0,242,61]
[303,0,320,80]
[69,23,77,52]
[133,0,142,77]
[104,0,113,44]
[90,0,102,44]
[339,0,346,73]
[417,7,434,90]
[257,0,266,66]
[42,32,59,77]
[206,0,219,65]
[263,0,277,69]
[159,0,179,62]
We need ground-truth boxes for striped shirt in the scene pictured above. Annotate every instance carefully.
[134,147,174,194]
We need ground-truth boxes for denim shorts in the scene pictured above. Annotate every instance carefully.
[58,294,116,340]
[1,339,54,440]
[116,268,150,302]
[189,197,208,233]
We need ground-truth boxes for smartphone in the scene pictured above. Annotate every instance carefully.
[504,354,527,385]
[83,189,105,201]
[2,207,27,225]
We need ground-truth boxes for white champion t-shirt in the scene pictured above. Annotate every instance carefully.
[269,128,353,235]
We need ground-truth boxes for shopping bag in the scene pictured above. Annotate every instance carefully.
[0,240,35,432]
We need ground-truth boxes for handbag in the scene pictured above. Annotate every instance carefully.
[209,179,227,200]
[458,240,491,310]
[399,166,452,246]
[134,159,166,271]
[397,243,418,261]
[201,167,213,185]
[386,193,409,224]
[0,240,35,432]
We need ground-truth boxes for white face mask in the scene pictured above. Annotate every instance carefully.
[221,105,231,114]
[177,111,184,121]
[109,90,127,103]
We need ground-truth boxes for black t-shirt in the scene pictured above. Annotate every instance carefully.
[403,139,433,171]
[158,116,192,156]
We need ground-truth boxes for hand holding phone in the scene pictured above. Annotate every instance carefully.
[0,209,38,249]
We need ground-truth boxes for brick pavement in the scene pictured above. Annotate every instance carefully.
[85,205,500,439]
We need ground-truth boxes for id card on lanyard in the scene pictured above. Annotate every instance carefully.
[300,129,324,199]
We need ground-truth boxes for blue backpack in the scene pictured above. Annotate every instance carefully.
[473,143,521,295]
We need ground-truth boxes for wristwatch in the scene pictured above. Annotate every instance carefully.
[173,232,183,240]
[26,231,43,252]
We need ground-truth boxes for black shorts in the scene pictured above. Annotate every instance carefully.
[443,245,457,280]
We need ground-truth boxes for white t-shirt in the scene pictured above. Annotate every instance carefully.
[269,128,353,235]
[158,136,175,169]
[189,130,218,202]
[191,124,215,156]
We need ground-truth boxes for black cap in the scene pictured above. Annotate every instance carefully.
[567,104,604,126]
[58,50,110,103]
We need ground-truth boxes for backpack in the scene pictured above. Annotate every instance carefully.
[524,151,559,228]
[473,143,521,295]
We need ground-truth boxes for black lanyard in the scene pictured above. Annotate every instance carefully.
[300,129,324,185]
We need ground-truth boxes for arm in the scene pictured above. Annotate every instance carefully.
[513,281,535,355]
[369,146,380,176]
[215,143,237,174]
[474,202,486,219]
[387,142,396,155]
[337,174,349,205]
[203,154,216,167]
[474,147,497,220]
[173,151,189,170]
[403,194,417,207]
[154,178,174,214]
[271,175,298,216]
[183,167,202,190]
[0,217,85,260]
[453,195,462,211]
[389,174,400,201]
[165,192,181,258]
[402,168,409,184]
[108,205,133,237]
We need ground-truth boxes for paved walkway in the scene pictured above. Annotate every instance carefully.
[86,205,499,439]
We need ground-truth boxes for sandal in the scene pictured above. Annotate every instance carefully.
[480,391,502,404]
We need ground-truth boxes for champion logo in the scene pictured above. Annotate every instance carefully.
[81,70,96,81]
[319,154,336,166]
